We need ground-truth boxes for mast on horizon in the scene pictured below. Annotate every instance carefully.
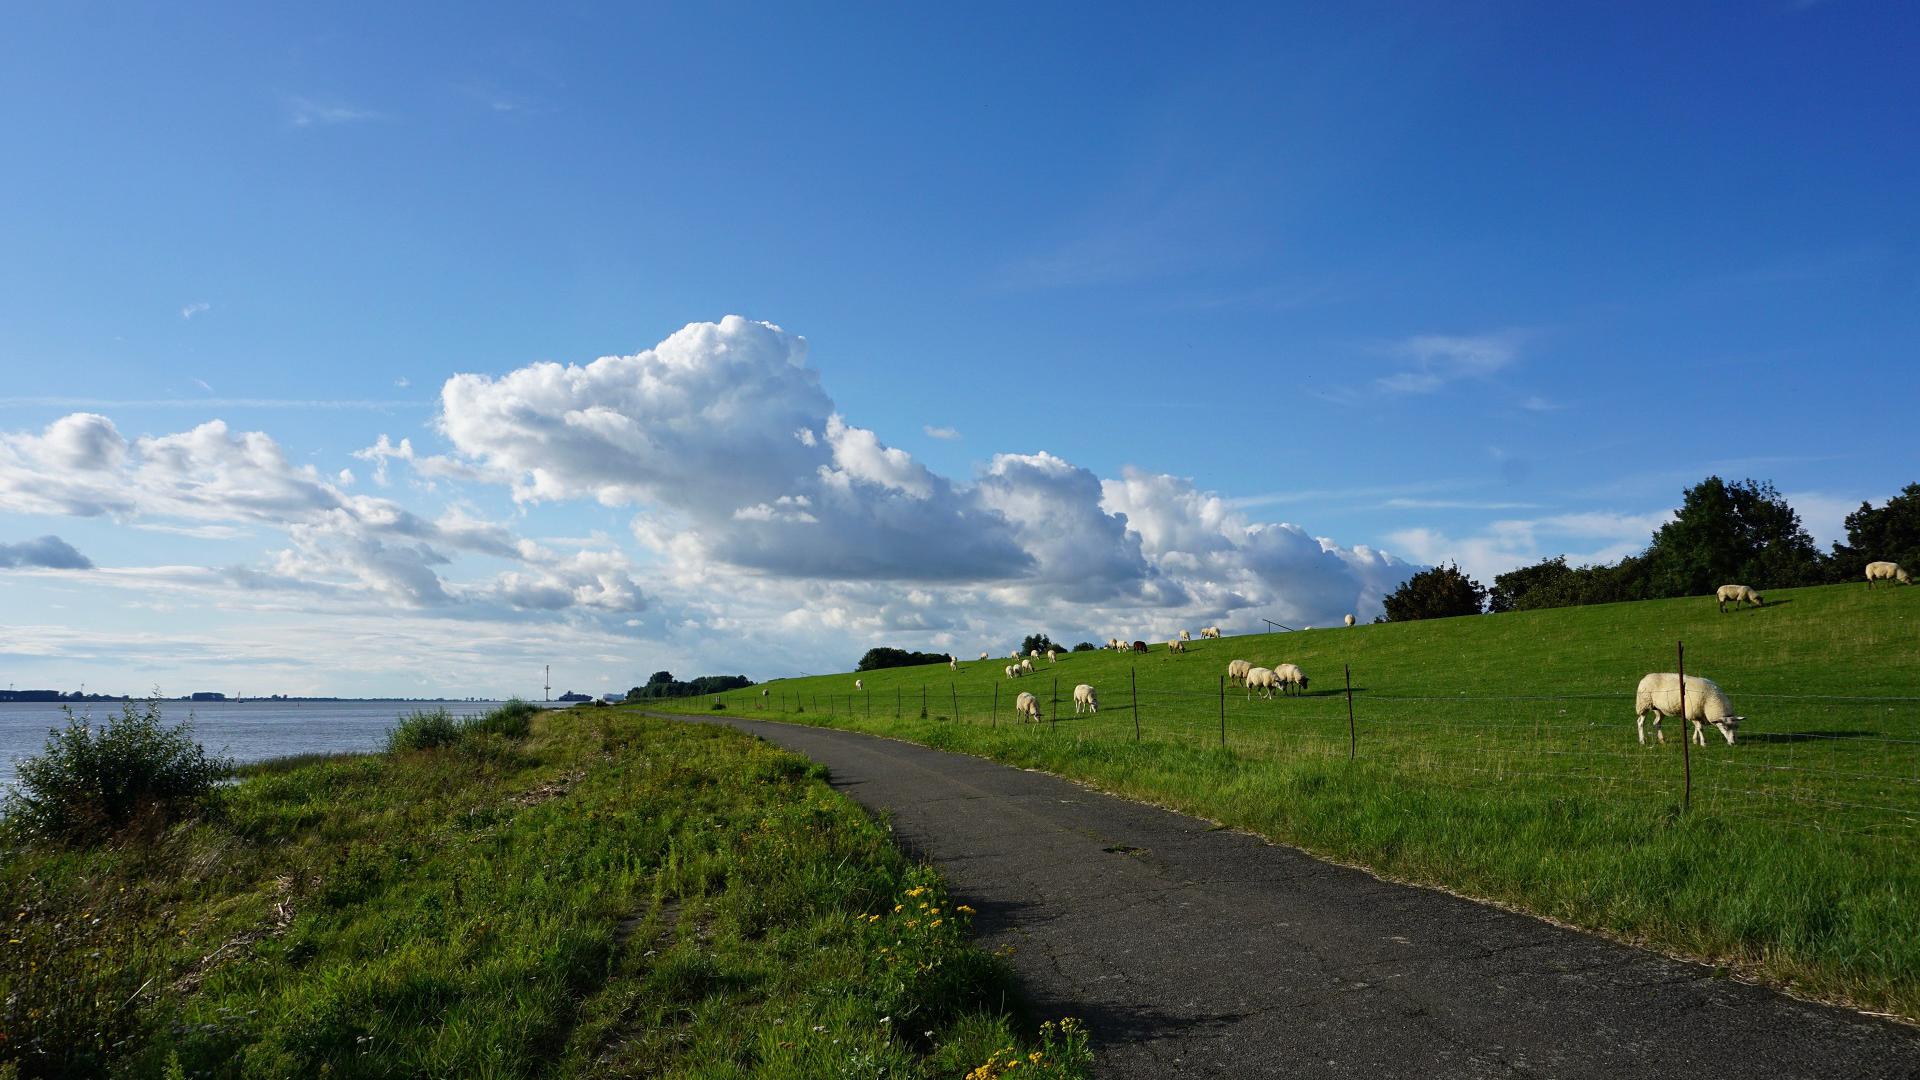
[544,665,551,703]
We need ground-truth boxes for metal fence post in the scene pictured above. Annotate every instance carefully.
[1346,664,1356,761]
[1131,666,1140,742]
[895,687,901,719]
[920,685,928,720]
[992,681,999,728]
[1051,677,1058,728]
[1678,640,1691,810]
[865,690,871,721]
[952,684,959,723]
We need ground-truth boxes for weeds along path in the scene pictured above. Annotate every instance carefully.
[655,711,1920,1079]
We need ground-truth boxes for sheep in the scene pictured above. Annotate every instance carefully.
[1046,649,1058,663]
[1131,640,1149,654]
[979,651,990,661]
[1167,639,1187,654]
[854,679,864,691]
[1227,659,1252,685]
[1634,672,1743,746]
[1244,666,1280,701]
[1716,584,1763,612]
[1200,626,1222,639]
[1274,663,1309,696]
[1030,648,1042,659]
[1344,614,1356,627]
[949,655,959,671]
[1020,657,1034,674]
[1107,637,1122,651]
[761,688,770,697]
[1073,683,1098,714]
[1010,650,1020,660]
[1179,629,1192,642]
[1005,664,1020,680]
[1015,690,1042,723]
[1866,561,1912,588]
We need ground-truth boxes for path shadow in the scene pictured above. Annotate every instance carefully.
[1741,730,1879,744]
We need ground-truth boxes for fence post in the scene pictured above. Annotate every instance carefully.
[1050,678,1058,728]
[1131,666,1140,742]
[865,690,871,721]
[952,684,959,723]
[920,685,928,720]
[1678,640,1691,810]
[1345,664,1355,761]
[992,681,999,728]
[1219,674,1226,750]
[895,687,901,719]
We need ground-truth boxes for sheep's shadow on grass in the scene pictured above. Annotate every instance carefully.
[1740,730,1879,745]
[1723,598,1793,611]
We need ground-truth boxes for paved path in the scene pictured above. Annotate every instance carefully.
[654,713,1920,1078]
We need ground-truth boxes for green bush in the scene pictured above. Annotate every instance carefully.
[387,707,461,752]
[3,699,230,843]
[465,698,536,739]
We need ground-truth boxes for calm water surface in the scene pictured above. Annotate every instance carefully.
[0,699,511,789]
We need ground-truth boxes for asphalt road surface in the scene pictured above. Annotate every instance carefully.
[655,713,1920,1078]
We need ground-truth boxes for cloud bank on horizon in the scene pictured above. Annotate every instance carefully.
[0,317,1416,685]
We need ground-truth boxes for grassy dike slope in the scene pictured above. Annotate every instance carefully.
[666,581,1920,1020]
[1,711,1090,1079]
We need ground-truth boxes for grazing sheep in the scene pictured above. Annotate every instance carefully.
[1131,640,1149,654]
[761,688,770,697]
[949,655,959,670]
[1634,673,1743,746]
[1047,649,1058,663]
[1179,630,1192,642]
[1200,626,1222,639]
[1005,664,1020,680]
[1073,683,1098,714]
[1227,659,1252,686]
[1107,637,1122,651]
[1716,584,1764,612]
[1030,648,1042,659]
[1866,561,1912,588]
[979,651,990,661]
[1344,614,1356,627]
[1020,657,1034,674]
[1015,690,1042,723]
[1244,666,1280,701]
[1167,639,1187,654]
[854,679,864,691]
[1274,663,1309,696]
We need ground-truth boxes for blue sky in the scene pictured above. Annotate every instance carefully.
[1,3,1915,697]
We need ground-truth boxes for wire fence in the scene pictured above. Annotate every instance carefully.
[721,647,1920,847]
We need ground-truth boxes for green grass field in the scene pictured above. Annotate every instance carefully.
[657,581,1920,1021]
[0,710,1090,1079]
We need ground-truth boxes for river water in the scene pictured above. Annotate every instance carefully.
[0,699,513,789]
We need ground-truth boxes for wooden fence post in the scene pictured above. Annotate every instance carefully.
[1219,674,1226,750]
[992,682,999,728]
[920,685,928,720]
[952,684,959,723]
[1346,664,1355,761]
[1678,640,1691,810]
[1050,678,1058,728]
[1131,666,1140,742]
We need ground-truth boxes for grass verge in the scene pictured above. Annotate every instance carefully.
[0,709,1090,1079]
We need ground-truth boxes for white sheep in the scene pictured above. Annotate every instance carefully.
[1030,648,1042,659]
[979,651,990,661]
[1274,663,1309,696]
[1167,639,1187,654]
[1004,664,1020,680]
[1344,614,1356,627]
[1200,626,1221,639]
[949,655,958,670]
[1015,690,1042,723]
[1179,629,1192,642]
[1046,649,1058,663]
[761,688,770,697]
[854,679,864,691]
[1227,659,1252,686]
[1634,672,1743,746]
[1020,657,1034,674]
[1244,666,1280,701]
[1073,683,1098,714]
[1866,561,1912,588]
[1715,584,1763,612]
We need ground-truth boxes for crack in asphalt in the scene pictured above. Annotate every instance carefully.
[654,713,1920,1078]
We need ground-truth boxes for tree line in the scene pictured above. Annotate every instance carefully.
[1381,478,1920,621]
[626,671,755,700]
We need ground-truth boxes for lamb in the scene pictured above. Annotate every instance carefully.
[1866,561,1912,588]
[1716,584,1763,612]
[1015,690,1042,723]
[1167,639,1187,654]
[1073,683,1098,714]
[1244,666,1280,700]
[1179,630,1192,642]
[1131,640,1149,654]
[1227,659,1252,686]
[1344,614,1356,627]
[1634,672,1743,746]
[1200,626,1222,639]
[1020,657,1034,674]
[1005,664,1020,680]
[1274,663,1309,696]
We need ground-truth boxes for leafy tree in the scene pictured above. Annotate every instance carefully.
[856,647,949,672]
[1381,562,1486,621]
[1488,557,1573,614]
[647,671,675,687]
[1020,633,1060,657]
[1641,476,1828,595]
[629,673,753,698]
[1070,641,1098,652]
[1830,483,1920,579]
